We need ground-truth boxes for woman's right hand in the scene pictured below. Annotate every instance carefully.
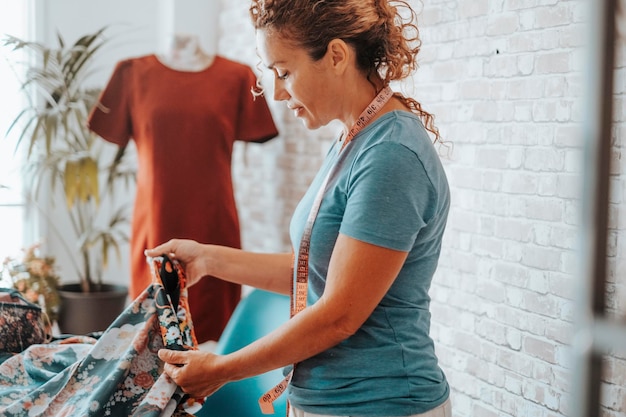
[145,239,209,287]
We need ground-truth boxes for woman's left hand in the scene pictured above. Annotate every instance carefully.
[158,348,227,398]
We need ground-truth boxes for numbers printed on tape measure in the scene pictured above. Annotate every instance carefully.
[258,372,292,414]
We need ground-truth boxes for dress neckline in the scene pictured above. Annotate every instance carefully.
[151,54,219,74]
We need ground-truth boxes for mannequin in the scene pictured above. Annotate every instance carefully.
[157,33,214,72]
[87,22,279,344]
[156,0,220,66]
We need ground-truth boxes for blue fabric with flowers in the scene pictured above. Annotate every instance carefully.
[0,256,202,417]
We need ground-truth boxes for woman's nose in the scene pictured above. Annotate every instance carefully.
[273,80,289,101]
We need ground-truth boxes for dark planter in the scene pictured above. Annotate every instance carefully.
[58,283,128,335]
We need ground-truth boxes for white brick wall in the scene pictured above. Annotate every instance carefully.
[219,0,626,416]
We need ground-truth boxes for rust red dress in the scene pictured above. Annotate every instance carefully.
[88,55,279,343]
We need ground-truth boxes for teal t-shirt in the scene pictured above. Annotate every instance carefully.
[287,111,450,416]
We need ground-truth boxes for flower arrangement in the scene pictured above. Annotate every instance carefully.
[2,243,61,322]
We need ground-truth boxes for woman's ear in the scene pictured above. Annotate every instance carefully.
[326,38,352,74]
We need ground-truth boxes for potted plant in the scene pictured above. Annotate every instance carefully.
[4,27,136,334]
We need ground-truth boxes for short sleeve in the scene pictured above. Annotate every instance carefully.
[235,67,279,143]
[340,142,433,252]
[87,60,133,147]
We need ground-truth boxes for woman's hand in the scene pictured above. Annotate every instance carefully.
[158,349,229,398]
[145,239,209,287]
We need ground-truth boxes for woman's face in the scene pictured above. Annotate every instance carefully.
[256,29,337,130]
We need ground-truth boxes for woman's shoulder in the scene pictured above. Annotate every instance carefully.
[361,111,435,154]
[355,111,449,188]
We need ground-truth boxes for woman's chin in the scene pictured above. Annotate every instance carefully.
[299,116,324,131]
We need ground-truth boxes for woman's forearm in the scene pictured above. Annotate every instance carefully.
[204,245,293,295]
[214,297,350,383]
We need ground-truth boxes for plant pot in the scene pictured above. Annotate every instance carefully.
[57,283,128,335]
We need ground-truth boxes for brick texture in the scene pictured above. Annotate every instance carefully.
[218,1,626,416]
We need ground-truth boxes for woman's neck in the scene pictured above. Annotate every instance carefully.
[158,34,214,72]
[340,76,389,130]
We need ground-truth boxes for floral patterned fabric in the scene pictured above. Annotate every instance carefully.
[0,288,52,354]
[0,256,202,417]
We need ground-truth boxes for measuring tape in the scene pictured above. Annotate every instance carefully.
[258,85,394,415]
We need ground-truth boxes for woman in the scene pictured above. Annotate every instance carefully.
[148,1,452,416]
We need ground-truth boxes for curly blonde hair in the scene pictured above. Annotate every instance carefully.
[250,0,441,143]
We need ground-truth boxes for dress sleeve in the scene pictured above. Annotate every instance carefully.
[235,67,279,143]
[87,60,133,147]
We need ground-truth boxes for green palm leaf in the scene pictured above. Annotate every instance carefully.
[4,27,136,292]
